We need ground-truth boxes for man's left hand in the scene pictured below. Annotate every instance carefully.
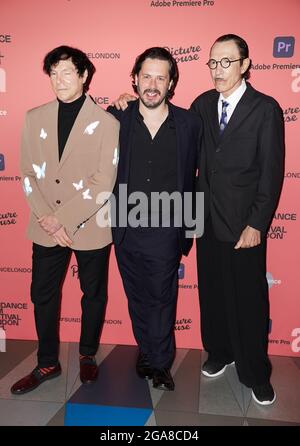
[52,226,73,248]
[234,225,261,249]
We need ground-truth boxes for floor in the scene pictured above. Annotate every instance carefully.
[0,340,299,426]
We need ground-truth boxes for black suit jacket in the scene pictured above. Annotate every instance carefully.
[190,82,285,242]
[107,100,202,255]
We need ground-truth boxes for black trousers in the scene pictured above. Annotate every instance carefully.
[196,219,272,387]
[115,227,181,369]
[31,243,110,367]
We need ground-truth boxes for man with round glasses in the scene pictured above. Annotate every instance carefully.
[191,34,284,406]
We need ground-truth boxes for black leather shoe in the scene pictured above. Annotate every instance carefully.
[136,352,153,380]
[152,368,175,391]
[10,364,62,395]
[80,356,98,384]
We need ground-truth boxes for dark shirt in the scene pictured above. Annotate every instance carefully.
[57,94,86,160]
[128,108,177,224]
[129,110,177,195]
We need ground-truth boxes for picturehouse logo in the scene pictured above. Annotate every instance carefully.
[175,318,192,331]
[71,264,79,279]
[283,106,299,123]
[0,211,17,226]
[164,45,201,63]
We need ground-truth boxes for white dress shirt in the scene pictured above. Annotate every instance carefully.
[218,79,247,123]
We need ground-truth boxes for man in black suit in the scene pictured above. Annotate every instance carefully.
[190,34,284,405]
[108,47,201,391]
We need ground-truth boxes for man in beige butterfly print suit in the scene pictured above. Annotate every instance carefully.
[11,46,120,395]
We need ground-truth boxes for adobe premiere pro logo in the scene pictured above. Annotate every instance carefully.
[273,37,295,57]
[178,263,185,280]
[0,154,5,171]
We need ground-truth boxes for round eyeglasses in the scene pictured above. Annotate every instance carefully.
[206,58,244,69]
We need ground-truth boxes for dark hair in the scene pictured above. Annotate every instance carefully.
[130,47,179,99]
[43,45,96,92]
[213,34,251,80]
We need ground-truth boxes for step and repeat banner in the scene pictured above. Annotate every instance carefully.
[1,0,299,356]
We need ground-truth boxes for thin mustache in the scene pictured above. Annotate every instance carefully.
[144,89,160,95]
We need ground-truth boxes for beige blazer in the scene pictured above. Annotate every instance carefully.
[20,95,120,250]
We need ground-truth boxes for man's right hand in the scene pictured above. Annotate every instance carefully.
[38,214,62,235]
[110,93,137,110]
